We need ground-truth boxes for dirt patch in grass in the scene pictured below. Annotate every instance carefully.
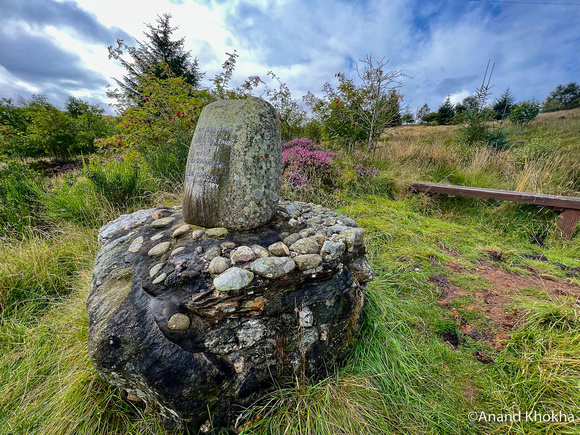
[431,261,580,351]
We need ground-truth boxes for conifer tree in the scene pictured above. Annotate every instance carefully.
[107,14,203,109]
[492,88,515,120]
[436,96,455,125]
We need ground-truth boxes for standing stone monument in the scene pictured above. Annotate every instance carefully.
[183,96,281,230]
[87,97,373,432]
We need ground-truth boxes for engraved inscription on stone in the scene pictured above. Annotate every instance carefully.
[185,126,234,193]
[182,97,281,231]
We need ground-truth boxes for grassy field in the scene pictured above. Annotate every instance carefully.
[0,109,579,434]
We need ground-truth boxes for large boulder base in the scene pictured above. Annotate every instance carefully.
[87,201,372,431]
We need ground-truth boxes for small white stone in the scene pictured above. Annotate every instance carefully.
[151,232,165,241]
[171,247,185,256]
[148,241,171,256]
[297,306,314,327]
[149,262,164,277]
[152,272,167,285]
[127,236,143,253]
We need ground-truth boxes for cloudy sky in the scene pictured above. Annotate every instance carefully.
[0,0,578,115]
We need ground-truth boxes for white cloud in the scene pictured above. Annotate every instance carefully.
[449,90,470,105]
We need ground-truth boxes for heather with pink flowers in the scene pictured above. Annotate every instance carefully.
[281,139,338,197]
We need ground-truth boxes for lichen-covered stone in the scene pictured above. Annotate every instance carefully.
[206,227,229,239]
[295,254,323,271]
[208,256,231,275]
[251,244,269,258]
[289,237,321,254]
[182,97,281,231]
[268,241,289,256]
[230,246,255,264]
[250,256,295,278]
[213,267,254,291]
[320,240,346,262]
[283,233,301,246]
[335,228,364,251]
[87,201,371,431]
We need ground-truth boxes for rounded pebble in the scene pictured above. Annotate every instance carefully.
[151,232,165,241]
[251,244,269,258]
[152,272,167,285]
[171,247,185,256]
[151,217,175,228]
[149,263,164,277]
[209,256,231,275]
[148,241,171,256]
[127,236,143,253]
[191,229,205,240]
[230,246,255,264]
[172,224,191,238]
[268,242,290,256]
[213,267,254,291]
[167,313,191,331]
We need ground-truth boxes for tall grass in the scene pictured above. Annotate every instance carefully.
[0,225,97,321]
[0,275,166,434]
[0,160,43,237]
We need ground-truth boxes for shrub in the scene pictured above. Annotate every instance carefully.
[99,74,210,185]
[0,161,43,236]
[27,105,80,160]
[487,129,510,151]
[422,112,438,124]
[282,139,338,197]
[304,55,404,153]
[509,100,540,132]
[543,82,580,112]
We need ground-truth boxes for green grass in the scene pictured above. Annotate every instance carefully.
[0,225,98,322]
[0,109,579,434]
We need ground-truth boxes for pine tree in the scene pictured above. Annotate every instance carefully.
[492,88,515,120]
[436,97,455,125]
[107,14,203,108]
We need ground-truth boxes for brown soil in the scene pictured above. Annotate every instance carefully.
[432,260,580,351]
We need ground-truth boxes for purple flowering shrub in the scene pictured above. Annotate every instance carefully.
[281,138,338,195]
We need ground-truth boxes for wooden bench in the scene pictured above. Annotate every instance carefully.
[409,182,580,239]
